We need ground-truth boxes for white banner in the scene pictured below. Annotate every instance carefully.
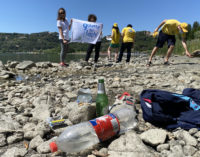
[71,18,103,44]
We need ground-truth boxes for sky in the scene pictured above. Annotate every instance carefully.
[0,0,199,35]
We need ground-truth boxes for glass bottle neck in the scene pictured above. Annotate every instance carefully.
[97,83,106,94]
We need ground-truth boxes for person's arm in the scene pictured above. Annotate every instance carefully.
[182,39,192,57]
[69,19,73,30]
[111,30,114,39]
[58,27,67,44]
[132,32,135,47]
[121,29,125,40]
[154,19,167,32]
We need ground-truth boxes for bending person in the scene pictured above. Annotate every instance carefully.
[107,23,120,62]
[147,19,192,66]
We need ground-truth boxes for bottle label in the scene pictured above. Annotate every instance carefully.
[89,114,120,141]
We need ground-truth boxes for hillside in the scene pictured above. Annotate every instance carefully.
[0,31,156,53]
[0,21,200,54]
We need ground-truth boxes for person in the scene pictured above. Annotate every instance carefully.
[117,24,135,63]
[85,14,102,63]
[57,8,72,67]
[107,23,120,62]
[147,19,192,66]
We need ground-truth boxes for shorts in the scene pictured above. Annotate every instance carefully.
[156,31,176,48]
[110,43,120,48]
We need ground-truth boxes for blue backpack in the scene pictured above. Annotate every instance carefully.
[140,88,200,130]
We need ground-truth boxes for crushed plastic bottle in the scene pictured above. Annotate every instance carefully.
[77,88,92,104]
[47,116,65,128]
[50,107,137,153]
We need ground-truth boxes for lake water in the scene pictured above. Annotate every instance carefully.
[0,52,145,64]
[0,52,87,64]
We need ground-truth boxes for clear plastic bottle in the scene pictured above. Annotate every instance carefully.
[50,107,137,153]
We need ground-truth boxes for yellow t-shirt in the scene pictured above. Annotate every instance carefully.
[111,29,120,44]
[162,19,181,35]
[122,27,135,43]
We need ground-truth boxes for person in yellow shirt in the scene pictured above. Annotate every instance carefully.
[107,23,120,62]
[147,19,192,66]
[117,24,135,63]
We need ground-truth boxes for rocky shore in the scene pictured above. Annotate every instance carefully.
[0,55,200,157]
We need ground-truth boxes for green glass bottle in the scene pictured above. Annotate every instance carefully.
[96,79,109,117]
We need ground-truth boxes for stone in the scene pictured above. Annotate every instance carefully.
[68,104,96,124]
[14,148,28,157]
[0,134,7,146]
[0,117,20,133]
[7,61,19,68]
[30,155,47,157]
[194,131,200,138]
[157,144,170,152]
[7,132,23,144]
[23,123,37,132]
[192,50,200,57]
[36,62,52,68]
[189,128,198,135]
[0,70,15,79]
[140,129,167,146]
[37,137,57,154]
[99,148,108,156]
[15,115,29,124]
[183,145,197,156]
[108,131,154,157]
[23,122,49,140]
[32,95,51,121]
[2,147,27,157]
[169,145,184,157]
[16,61,36,70]
[24,130,38,140]
[193,151,200,157]
[173,130,197,146]
[65,92,77,99]
[29,135,44,149]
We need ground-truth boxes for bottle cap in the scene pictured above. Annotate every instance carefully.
[49,141,58,152]
[98,79,104,83]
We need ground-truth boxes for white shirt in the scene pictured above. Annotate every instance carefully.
[57,18,69,40]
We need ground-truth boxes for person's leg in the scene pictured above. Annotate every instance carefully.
[148,47,159,62]
[126,43,132,62]
[60,40,65,63]
[148,31,166,64]
[114,47,119,62]
[165,35,176,62]
[62,43,68,63]
[94,42,101,63]
[165,45,175,62]
[107,46,111,60]
[117,43,126,62]
[85,44,94,62]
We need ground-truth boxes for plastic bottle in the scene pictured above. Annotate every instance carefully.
[96,79,109,117]
[77,88,92,104]
[50,107,137,153]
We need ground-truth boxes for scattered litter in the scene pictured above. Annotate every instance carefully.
[47,116,65,128]
[77,88,92,104]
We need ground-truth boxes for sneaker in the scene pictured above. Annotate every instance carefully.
[60,62,69,67]
[164,61,170,65]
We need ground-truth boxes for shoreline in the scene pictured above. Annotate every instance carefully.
[0,56,200,156]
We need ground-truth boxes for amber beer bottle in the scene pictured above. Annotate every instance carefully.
[96,79,109,117]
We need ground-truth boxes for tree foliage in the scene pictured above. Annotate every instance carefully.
[0,21,200,54]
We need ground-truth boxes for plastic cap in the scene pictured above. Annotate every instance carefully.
[98,79,104,83]
[49,141,58,152]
